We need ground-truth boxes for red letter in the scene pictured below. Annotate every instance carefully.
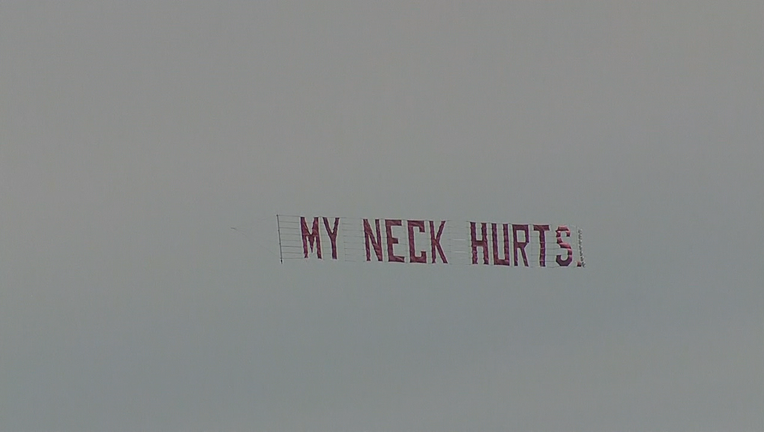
[533,224,550,267]
[407,220,427,263]
[385,219,404,263]
[363,219,383,261]
[470,222,489,265]
[491,223,510,266]
[429,220,448,264]
[323,217,340,260]
[556,225,573,266]
[301,216,322,259]
[512,224,530,267]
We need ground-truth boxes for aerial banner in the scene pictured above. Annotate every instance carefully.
[276,215,584,268]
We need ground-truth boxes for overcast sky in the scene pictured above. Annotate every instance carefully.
[1,1,762,431]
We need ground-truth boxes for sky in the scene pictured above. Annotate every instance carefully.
[1,1,762,431]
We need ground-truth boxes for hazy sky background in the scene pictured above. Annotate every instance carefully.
[1,1,762,431]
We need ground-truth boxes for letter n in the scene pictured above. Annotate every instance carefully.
[363,219,384,262]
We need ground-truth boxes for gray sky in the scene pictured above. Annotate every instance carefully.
[1,1,762,431]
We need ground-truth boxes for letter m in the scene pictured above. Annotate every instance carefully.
[301,216,322,259]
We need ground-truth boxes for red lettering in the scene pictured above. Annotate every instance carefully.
[323,217,340,260]
[300,216,322,259]
[363,219,383,262]
[429,220,448,264]
[491,223,510,266]
[556,225,573,266]
[407,220,427,263]
[533,224,550,267]
[512,224,530,267]
[470,222,489,265]
[385,219,404,263]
